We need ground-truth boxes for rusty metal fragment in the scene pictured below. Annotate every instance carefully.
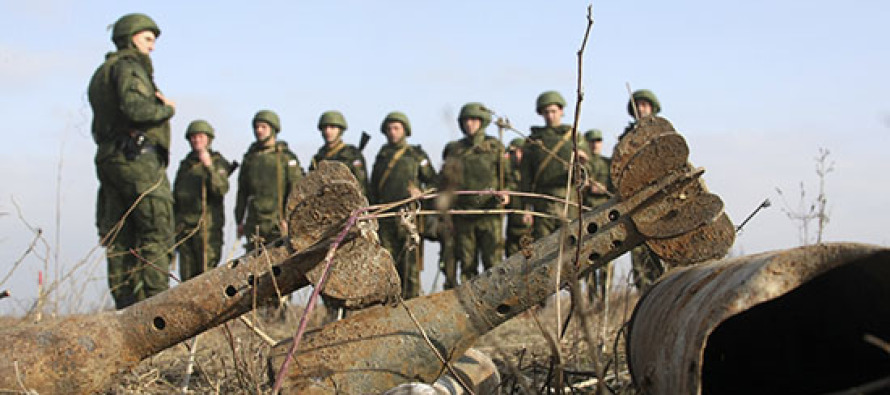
[268,124,734,393]
[628,243,890,395]
[0,162,399,394]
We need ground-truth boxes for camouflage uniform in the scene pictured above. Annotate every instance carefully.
[520,92,593,240]
[173,120,232,282]
[309,111,368,195]
[504,138,531,258]
[624,90,667,292]
[235,111,304,252]
[440,103,507,285]
[370,112,437,299]
[88,14,175,309]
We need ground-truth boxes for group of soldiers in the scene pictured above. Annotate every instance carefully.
[89,13,665,311]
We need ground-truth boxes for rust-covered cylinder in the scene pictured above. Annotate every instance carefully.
[628,242,890,395]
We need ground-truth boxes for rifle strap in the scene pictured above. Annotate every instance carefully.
[378,145,409,191]
[531,130,573,191]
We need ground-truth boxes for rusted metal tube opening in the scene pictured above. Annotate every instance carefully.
[701,253,890,395]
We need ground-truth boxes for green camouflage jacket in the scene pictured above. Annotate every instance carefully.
[87,48,175,165]
[173,150,231,229]
[234,141,304,233]
[520,124,592,197]
[441,132,506,209]
[369,140,437,205]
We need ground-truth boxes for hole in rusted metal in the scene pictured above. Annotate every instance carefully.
[612,239,623,249]
[587,222,599,234]
[272,266,282,276]
[225,285,237,297]
[608,210,620,221]
[496,304,511,315]
[152,316,166,330]
[589,252,601,261]
[701,256,890,394]
[247,274,255,286]
[567,234,577,247]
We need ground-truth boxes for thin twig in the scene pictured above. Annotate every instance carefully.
[238,316,277,346]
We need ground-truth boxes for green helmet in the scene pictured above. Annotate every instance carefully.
[627,89,662,117]
[185,120,215,139]
[381,111,412,136]
[584,129,603,142]
[318,111,348,131]
[253,110,281,133]
[536,90,567,113]
[111,13,160,46]
[509,138,526,149]
[457,102,491,129]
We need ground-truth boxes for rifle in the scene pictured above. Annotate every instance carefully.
[358,131,371,151]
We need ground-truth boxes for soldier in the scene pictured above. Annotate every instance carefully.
[173,120,233,282]
[235,110,304,252]
[520,90,592,240]
[583,129,614,301]
[624,89,667,291]
[88,13,177,309]
[309,111,368,195]
[369,111,437,299]
[504,137,531,258]
[440,103,508,285]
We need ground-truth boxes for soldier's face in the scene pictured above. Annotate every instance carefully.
[590,139,602,155]
[131,31,156,55]
[254,122,274,143]
[510,147,523,163]
[188,133,210,152]
[636,100,653,118]
[321,125,342,145]
[540,104,563,127]
[461,118,482,137]
[384,122,405,143]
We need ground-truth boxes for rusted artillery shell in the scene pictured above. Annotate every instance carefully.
[627,243,890,395]
[0,162,399,394]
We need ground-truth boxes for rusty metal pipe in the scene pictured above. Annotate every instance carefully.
[628,242,890,395]
[0,163,399,394]
[269,159,734,392]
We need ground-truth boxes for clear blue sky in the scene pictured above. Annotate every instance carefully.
[1,1,888,313]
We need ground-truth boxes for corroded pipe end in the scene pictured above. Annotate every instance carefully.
[628,242,890,395]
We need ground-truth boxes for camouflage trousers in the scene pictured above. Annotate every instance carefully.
[378,217,422,299]
[176,222,223,282]
[453,214,503,284]
[97,151,174,309]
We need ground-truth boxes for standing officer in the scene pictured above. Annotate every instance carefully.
[624,89,667,291]
[88,13,177,309]
[309,110,368,195]
[520,91,592,240]
[235,110,304,252]
[173,120,233,282]
[440,103,508,284]
[504,137,530,258]
[369,111,437,299]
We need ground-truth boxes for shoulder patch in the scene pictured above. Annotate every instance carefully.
[352,159,363,168]
[288,159,298,167]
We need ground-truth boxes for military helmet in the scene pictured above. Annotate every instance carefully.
[627,89,662,117]
[185,120,215,139]
[536,90,567,113]
[458,102,491,129]
[509,138,526,149]
[111,13,160,44]
[381,111,412,136]
[584,129,603,141]
[253,110,281,133]
[318,111,348,131]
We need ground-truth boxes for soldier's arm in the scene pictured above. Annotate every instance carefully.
[207,154,230,198]
[347,147,369,197]
[113,59,174,125]
[416,147,437,189]
[234,159,248,226]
